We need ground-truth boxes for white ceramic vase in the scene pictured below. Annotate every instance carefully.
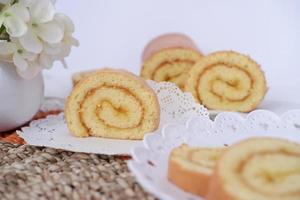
[0,61,44,132]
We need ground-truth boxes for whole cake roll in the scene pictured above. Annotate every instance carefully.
[141,33,203,90]
[168,144,223,197]
[186,51,267,112]
[65,69,160,139]
[207,137,300,200]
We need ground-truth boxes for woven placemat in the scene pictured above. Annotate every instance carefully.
[0,111,155,200]
[0,142,155,200]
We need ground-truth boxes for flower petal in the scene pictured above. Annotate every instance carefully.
[0,55,12,62]
[67,36,79,46]
[18,0,32,7]
[43,42,61,55]
[19,29,43,53]
[8,3,30,22]
[17,61,41,79]
[60,58,67,68]
[30,0,55,23]
[0,42,15,55]
[54,13,74,33]
[23,51,37,61]
[39,52,54,68]
[35,21,64,43]
[13,52,28,71]
[57,44,70,57]
[3,16,28,37]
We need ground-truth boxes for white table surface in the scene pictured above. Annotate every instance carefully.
[44,0,300,111]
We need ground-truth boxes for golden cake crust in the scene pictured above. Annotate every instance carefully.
[72,69,101,86]
[168,144,223,197]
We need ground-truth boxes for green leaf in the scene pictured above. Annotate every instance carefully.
[0,25,5,34]
[0,25,9,41]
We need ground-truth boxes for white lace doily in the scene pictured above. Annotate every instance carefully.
[128,109,300,200]
[147,81,208,129]
[17,81,209,155]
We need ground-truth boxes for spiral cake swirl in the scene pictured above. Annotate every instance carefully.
[141,33,203,90]
[186,51,267,112]
[168,144,224,197]
[65,69,160,139]
[207,138,300,200]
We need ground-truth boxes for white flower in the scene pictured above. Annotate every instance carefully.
[0,0,32,6]
[0,0,78,79]
[39,13,79,69]
[19,0,63,53]
[0,40,41,79]
[0,2,29,37]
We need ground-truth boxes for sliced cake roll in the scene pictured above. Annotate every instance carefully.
[65,69,160,139]
[72,69,100,86]
[141,33,203,90]
[186,51,267,112]
[168,144,224,197]
[207,137,300,200]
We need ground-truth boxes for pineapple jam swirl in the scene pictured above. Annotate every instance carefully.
[186,51,267,112]
[142,48,202,90]
[151,59,195,90]
[79,86,143,129]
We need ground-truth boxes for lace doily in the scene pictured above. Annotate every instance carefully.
[128,109,300,200]
[147,80,208,132]
[17,81,209,155]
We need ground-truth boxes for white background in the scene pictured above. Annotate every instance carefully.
[45,0,300,105]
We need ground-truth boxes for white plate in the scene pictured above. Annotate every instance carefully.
[128,109,300,200]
